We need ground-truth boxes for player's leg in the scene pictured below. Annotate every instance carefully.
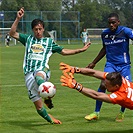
[85,81,106,120]
[115,65,131,122]
[25,72,53,123]
[34,99,53,123]
[33,70,53,109]
[85,62,115,121]
[82,38,85,46]
[6,40,9,47]
[7,41,9,46]
[84,37,87,45]
[34,70,50,86]
[95,81,106,111]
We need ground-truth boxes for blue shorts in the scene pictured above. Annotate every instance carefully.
[104,62,132,81]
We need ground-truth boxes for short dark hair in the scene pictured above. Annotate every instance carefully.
[106,72,122,86]
[108,13,119,20]
[31,19,45,29]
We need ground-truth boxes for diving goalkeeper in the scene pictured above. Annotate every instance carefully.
[60,62,133,113]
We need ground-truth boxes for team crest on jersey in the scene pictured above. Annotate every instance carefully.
[105,34,108,38]
[31,44,44,53]
[110,35,115,40]
[110,93,117,99]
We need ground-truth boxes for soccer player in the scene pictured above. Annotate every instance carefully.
[85,13,133,122]
[81,28,89,45]
[60,62,133,111]
[9,7,91,124]
[5,33,11,47]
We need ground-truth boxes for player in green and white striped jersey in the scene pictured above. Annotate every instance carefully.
[9,7,91,124]
[81,28,89,46]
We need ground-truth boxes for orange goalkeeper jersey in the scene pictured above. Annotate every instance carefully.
[104,72,133,110]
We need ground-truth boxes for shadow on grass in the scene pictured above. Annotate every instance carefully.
[1,120,53,133]
[62,130,133,133]
[1,118,133,133]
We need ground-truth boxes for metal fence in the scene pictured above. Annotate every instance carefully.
[0,10,80,42]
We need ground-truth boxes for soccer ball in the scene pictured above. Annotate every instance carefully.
[38,82,56,99]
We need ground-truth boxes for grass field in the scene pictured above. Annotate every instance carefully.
[0,42,133,133]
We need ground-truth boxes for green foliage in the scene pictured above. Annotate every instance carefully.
[74,1,111,28]
[0,0,133,39]
[0,0,62,11]
[36,0,62,11]
[0,0,132,28]
[0,0,18,10]
[73,0,133,29]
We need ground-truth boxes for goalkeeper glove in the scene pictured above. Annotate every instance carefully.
[44,98,54,109]
[60,72,83,92]
[60,62,80,74]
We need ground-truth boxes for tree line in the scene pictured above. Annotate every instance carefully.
[0,0,132,28]
[0,0,132,39]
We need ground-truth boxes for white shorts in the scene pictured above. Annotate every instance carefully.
[25,70,51,102]
[82,37,88,43]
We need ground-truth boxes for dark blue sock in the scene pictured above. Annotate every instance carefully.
[95,88,106,112]
[120,106,125,112]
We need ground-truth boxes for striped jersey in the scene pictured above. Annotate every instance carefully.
[81,31,88,38]
[102,26,133,65]
[18,33,63,75]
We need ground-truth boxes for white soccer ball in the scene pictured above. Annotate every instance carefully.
[38,82,56,99]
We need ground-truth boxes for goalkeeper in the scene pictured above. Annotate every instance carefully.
[60,62,133,113]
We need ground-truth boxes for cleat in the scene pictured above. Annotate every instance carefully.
[115,112,124,122]
[44,98,54,109]
[85,112,99,121]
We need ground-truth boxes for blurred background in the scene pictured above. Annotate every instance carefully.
[0,0,133,44]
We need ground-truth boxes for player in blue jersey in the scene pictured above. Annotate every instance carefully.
[85,13,133,122]
[9,7,91,124]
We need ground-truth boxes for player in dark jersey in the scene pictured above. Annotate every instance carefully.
[85,13,133,122]
[5,33,11,47]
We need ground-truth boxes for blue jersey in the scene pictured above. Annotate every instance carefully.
[102,26,133,65]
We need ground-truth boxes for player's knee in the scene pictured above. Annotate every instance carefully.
[34,71,46,80]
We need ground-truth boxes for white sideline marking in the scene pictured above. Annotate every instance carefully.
[1,81,100,87]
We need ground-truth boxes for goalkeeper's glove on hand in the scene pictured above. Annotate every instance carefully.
[60,62,80,74]
[44,98,54,109]
[60,72,83,92]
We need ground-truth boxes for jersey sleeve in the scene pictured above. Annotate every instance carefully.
[103,72,108,79]
[51,39,64,53]
[18,33,30,46]
[124,27,133,40]
[108,92,124,105]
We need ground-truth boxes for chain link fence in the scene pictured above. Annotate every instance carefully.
[0,10,80,44]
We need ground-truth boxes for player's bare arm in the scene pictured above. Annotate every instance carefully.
[81,87,111,103]
[9,7,24,40]
[79,68,105,79]
[61,42,91,55]
[60,72,111,103]
[86,46,106,68]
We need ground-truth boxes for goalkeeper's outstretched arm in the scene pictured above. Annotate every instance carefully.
[80,87,111,103]
[60,72,111,103]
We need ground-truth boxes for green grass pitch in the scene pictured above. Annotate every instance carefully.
[0,42,133,133]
